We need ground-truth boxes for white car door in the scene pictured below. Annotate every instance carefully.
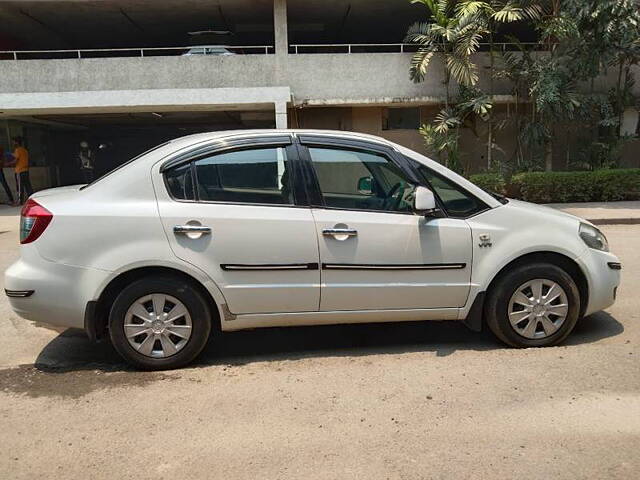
[297,135,476,312]
[155,135,320,315]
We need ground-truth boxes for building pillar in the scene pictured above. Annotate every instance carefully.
[273,0,290,129]
[274,0,288,57]
[275,101,288,129]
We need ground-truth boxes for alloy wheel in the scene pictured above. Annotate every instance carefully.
[124,293,192,358]
[508,279,569,340]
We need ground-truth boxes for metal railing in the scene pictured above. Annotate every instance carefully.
[0,42,547,60]
[289,42,546,54]
[0,45,274,60]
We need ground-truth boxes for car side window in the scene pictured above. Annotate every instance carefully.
[193,147,293,205]
[307,147,415,213]
[416,165,487,218]
[165,163,195,200]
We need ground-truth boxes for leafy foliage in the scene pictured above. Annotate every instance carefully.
[405,0,487,88]
[418,85,493,172]
[467,172,506,194]
[406,1,544,174]
[406,0,640,175]
[469,169,640,203]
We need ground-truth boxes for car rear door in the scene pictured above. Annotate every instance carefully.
[296,134,473,312]
[155,134,320,315]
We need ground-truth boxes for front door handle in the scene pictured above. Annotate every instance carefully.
[322,228,358,237]
[174,225,212,234]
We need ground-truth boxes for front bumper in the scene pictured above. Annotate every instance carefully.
[5,247,110,330]
[575,248,621,316]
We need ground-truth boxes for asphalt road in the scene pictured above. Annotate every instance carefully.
[0,206,638,479]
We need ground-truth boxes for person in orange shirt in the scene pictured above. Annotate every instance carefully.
[7,137,33,205]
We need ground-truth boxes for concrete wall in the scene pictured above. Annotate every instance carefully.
[0,55,279,93]
[0,53,518,102]
[2,52,637,108]
[287,54,446,102]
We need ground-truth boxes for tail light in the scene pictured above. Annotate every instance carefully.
[20,199,53,244]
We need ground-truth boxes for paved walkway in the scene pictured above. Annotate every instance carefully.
[549,201,640,225]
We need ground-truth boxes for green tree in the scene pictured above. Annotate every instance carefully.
[563,0,640,169]
[405,0,487,105]
[456,1,542,169]
[498,11,581,172]
[419,86,492,173]
[406,0,541,173]
[499,0,640,172]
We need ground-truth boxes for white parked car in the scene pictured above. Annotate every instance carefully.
[5,130,621,369]
[182,46,235,56]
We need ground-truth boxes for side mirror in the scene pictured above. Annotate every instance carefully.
[357,176,373,195]
[414,186,437,213]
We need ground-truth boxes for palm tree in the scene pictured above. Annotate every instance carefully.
[451,1,543,170]
[406,0,542,172]
[406,1,542,171]
[405,0,486,106]
[405,0,488,170]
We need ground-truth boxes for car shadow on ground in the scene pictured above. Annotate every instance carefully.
[31,310,624,373]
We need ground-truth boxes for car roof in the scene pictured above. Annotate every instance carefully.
[169,129,395,148]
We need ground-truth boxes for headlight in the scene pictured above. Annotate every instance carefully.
[579,223,609,252]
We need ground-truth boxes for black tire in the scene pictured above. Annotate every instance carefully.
[109,276,212,370]
[485,262,581,348]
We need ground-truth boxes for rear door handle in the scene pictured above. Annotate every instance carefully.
[322,228,358,237]
[174,225,212,234]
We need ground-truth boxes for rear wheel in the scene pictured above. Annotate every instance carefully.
[109,276,212,370]
[485,263,580,348]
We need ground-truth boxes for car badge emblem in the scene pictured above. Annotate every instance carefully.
[479,234,492,248]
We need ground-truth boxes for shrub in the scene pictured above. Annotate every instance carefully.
[468,169,640,203]
[468,173,506,195]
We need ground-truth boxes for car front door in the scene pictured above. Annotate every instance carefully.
[297,135,473,312]
[155,135,320,315]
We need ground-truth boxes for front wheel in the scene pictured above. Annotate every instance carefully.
[109,276,212,370]
[485,263,581,348]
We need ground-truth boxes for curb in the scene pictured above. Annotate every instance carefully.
[587,218,640,226]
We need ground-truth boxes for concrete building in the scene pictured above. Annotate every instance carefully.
[0,0,638,192]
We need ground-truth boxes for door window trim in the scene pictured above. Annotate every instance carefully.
[160,135,292,172]
[162,136,311,208]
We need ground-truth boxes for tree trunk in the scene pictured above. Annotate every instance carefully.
[545,139,553,172]
[487,32,495,171]
[487,124,493,170]
[617,61,625,138]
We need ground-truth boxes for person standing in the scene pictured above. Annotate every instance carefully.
[0,146,15,204]
[78,141,95,184]
[7,137,33,205]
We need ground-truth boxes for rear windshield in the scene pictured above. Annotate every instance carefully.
[80,142,170,190]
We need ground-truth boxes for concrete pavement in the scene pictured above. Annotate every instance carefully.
[0,204,638,479]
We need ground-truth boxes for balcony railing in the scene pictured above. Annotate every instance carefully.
[0,42,547,60]
[289,42,547,54]
[0,45,274,60]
